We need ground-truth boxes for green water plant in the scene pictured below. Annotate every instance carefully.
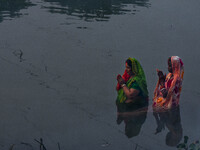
[177,136,200,150]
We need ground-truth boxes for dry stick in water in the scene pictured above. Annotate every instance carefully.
[58,142,61,150]
[9,144,15,150]
[134,144,138,150]
[34,138,47,150]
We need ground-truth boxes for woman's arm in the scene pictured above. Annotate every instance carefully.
[165,75,178,100]
[154,69,166,96]
[122,85,140,98]
[162,75,178,107]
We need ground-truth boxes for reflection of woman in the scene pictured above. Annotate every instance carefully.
[117,102,148,138]
[153,56,184,109]
[153,106,182,147]
[116,58,148,105]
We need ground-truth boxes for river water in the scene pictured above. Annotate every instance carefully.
[0,0,200,149]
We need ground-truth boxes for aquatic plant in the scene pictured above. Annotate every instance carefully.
[8,138,61,150]
[42,0,150,21]
[0,0,35,23]
[177,136,200,150]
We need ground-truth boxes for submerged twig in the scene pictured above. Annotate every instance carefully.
[9,144,15,150]
[34,138,47,150]
[135,144,138,150]
[58,142,61,150]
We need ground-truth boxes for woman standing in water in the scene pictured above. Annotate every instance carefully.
[116,58,148,107]
[116,58,149,138]
[153,56,184,109]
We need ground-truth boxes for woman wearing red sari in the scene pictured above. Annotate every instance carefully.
[153,56,184,109]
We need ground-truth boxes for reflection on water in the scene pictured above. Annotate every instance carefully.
[116,98,148,138]
[42,0,150,21]
[153,106,183,147]
[0,0,35,23]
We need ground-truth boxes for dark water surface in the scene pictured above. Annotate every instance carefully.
[0,0,200,149]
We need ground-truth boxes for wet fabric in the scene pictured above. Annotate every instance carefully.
[116,58,148,104]
[153,56,184,109]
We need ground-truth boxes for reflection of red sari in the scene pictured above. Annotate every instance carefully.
[116,70,130,91]
[153,56,184,109]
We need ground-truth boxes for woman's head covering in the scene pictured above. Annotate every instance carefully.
[127,57,148,97]
[171,56,184,80]
[166,56,184,93]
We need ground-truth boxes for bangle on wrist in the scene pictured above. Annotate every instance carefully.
[121,84,126,87]
[160,87,166,92]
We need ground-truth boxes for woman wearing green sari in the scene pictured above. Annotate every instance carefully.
[116,58,148,108]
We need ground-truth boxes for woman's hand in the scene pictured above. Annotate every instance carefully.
[156,69,164,78]
[117,74,125,85]
[125,96,142,103]
[156,69,166,85]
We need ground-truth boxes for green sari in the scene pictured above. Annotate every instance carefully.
[116,58,148,104]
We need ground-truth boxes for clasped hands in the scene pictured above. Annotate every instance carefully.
[117,74,125,86]
[156,69,168,98]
